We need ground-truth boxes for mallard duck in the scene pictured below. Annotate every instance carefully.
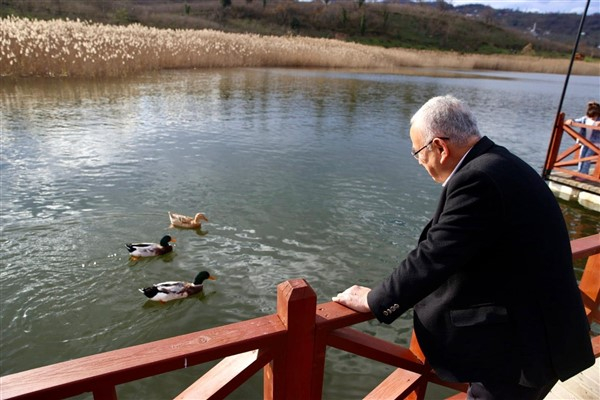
[126,235,176,260]
[168,211,208,229]
[139,271,216,303]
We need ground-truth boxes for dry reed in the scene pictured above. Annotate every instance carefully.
[1,16,598,78]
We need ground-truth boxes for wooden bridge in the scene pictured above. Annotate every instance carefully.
[544,112,600,212]
[1,233,599,400]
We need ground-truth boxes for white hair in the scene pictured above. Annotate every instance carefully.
[410,95,481,146]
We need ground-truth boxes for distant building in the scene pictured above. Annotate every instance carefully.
[529,22,538,37]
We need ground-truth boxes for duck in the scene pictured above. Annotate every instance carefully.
[139,271,216,303]
[125,235,176,260]
[168,211,208,229]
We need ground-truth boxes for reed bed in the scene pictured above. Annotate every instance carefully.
[1,16,598,78]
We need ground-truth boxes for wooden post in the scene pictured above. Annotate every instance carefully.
[409,331,429,399]
[543,112,565,178]
[264,279,317,400]
[593,152,600,180]
[579,253,600,324]
[92,385,117,400]
[309,325,329,399]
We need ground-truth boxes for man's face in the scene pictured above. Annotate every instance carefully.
[410,125,445,183]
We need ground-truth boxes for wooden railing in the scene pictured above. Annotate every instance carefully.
[2,233,600,400]
[543,112,600,183]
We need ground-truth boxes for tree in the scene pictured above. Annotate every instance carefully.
[481,8,494,24]
[360,13,366,36]
[436,0,451,12]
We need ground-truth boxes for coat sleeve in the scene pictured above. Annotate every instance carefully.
[367,168,503,324]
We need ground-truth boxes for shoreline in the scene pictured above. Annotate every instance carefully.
[2,16,599,78]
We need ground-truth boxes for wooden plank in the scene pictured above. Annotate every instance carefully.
[554,143,581,164]
[592,335,600,358]
[174,349,274,400]
[329,327,468,394]
[315,301,374,331]
[327,327,427,374]
[550,167,600,186]
[571,234,600,260]
[409,331,426,364]
[1,315,286,400]
[579,253,600,323]
[364,368,426,400]
[546,358,599,400]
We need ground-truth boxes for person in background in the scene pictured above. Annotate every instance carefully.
[566,100,600,176]
[333,95,594,400]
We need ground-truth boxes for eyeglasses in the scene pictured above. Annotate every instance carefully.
[411,137,449,159]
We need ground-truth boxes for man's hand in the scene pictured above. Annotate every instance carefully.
[332,285,372,313]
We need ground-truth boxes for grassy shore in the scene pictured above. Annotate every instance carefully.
[1,16,598,78]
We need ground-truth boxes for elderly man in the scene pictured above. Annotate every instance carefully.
[333,95,594,400]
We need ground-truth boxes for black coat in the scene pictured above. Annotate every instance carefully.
[367,136,594,385]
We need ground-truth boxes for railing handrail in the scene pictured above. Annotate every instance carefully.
[2,233,599,400]
[0,315,287,400]
[543,112,600,182]
[572,233,600,258]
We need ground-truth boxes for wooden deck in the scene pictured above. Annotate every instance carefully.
[546,171,600,212]
[547,358,599,400]
[547,171,600,195]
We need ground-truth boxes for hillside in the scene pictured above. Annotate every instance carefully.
[452,4,599,56]
[1,0,598,58]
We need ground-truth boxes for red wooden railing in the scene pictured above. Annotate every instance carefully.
[543,112,600,183]
[2,233,600,400]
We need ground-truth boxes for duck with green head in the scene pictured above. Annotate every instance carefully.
[139,271,216,303]
[126,235,176,260]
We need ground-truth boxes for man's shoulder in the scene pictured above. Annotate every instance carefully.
[458,141,543,192]
[466,139,527,172]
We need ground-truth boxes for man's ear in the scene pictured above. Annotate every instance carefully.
[435,138,450,164]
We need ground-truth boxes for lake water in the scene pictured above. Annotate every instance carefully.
[1,68,599,399]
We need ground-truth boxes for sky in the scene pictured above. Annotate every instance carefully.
[444,0,600,14]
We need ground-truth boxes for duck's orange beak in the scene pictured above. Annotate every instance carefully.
[208,275,217,280]
[170,238,177,243]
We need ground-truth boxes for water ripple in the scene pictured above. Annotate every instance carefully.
[1,69,598,398]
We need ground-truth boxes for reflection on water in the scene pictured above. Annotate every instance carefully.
[1,69,598,399]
